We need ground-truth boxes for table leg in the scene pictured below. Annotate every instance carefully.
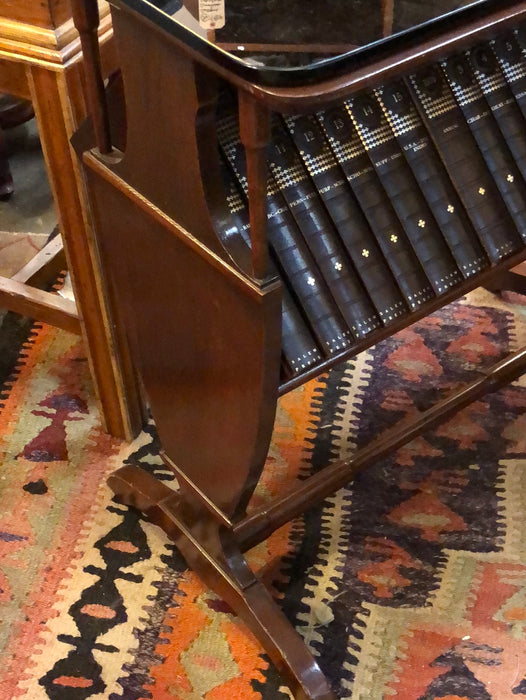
[0,124,13,198]
[27,63,144,439]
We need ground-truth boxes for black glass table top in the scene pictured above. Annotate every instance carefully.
[112,0,523,85]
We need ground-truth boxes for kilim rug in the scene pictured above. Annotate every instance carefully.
[1,287,526,700]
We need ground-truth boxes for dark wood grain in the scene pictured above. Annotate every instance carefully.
[238,92,271,278]
[84,153,282,518]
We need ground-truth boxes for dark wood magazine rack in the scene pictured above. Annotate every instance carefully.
[72,1,526,697]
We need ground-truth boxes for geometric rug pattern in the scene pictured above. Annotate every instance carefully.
[0,287,525,699]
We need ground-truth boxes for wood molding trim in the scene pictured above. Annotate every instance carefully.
[0,3,112,66]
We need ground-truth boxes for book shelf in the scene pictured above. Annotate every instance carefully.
[72,1,526,697]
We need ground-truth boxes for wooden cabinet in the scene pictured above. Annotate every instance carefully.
[73,1,526,696]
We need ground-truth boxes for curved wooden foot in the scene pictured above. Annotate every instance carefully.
[0,128,13,199]
[108,465,336,700]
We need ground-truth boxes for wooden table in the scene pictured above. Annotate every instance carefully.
[0,0,143,439]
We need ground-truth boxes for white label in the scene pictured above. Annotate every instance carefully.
[199,0,225,29]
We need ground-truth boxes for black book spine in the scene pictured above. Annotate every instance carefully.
[468,43,526,183]
[267,117,382,338]
[406,65,523,262]
[216,108,352,356]
[496,27,526,120]
[219,157,323,375]
[283,112,407,325]
[346,91,463,295]
[441,53,526,240]
[319,105,434,311]
[376,80,488,279]
[279,288,323,376]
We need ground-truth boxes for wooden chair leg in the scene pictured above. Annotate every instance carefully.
[108,465,337,700]
[0,125,13,199]
[0,93,35,199]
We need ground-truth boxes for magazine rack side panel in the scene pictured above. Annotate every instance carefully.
[83,164,283,519]
[108,6,240,262]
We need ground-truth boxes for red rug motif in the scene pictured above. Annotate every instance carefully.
[0,288,525,699]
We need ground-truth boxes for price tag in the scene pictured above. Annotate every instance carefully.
[199,0,225,29]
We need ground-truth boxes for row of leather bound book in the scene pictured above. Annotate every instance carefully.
[216,25,526,379]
